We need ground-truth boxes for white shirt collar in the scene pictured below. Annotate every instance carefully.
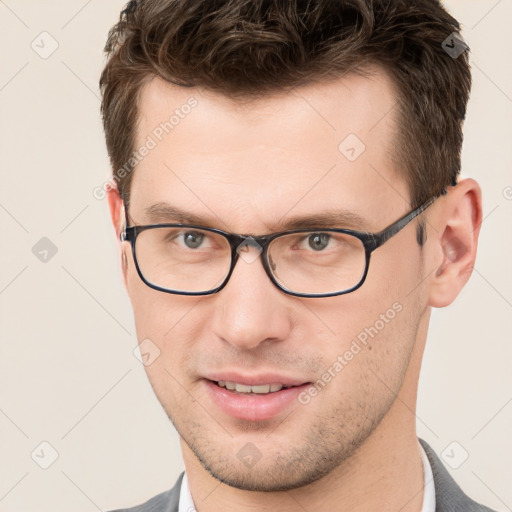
[179,443,436,512]
[420,441,437,512]
[178,472,195,512]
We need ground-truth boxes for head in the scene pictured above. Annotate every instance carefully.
[101,0,481,492]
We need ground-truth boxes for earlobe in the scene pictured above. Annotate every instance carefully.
[428,179,482,308]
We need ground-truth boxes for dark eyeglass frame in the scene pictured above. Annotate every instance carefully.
[121,196,437,298]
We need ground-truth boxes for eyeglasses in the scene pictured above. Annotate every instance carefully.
[121,197,436,298]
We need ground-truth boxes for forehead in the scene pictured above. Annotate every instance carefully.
[130,68,405,232]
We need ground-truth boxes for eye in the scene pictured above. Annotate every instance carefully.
[159,227,222,253]
[180,231,206,249]
[306,233,331,251]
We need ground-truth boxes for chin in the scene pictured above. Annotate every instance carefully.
[182,426,372,493]
[202,460,333,492]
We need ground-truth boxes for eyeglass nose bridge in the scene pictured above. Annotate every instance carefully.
[221,233,279,292]
[235,234,265,259]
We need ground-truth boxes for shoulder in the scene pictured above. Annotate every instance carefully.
[107,472,184,512]
[419,439,498,512]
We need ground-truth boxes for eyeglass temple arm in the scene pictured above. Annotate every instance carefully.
[371,196,437,249]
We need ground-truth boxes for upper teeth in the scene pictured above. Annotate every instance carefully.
[218,381,285,394]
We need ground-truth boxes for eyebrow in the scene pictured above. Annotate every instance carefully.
[143,202,372,233]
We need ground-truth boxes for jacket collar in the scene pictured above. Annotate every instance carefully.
[419,439,495,512]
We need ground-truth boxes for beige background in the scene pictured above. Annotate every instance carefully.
[0,1,511,511]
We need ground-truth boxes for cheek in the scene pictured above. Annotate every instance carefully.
[131,294,204,415]
[310,301,419,428]
[303,259,421,400]
[323,239,423,346]
[124,249,180,338]
[125,254,203,370]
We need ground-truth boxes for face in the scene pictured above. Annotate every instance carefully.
[119,70,430,491]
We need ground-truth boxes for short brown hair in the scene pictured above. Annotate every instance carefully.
[100,0,471,210]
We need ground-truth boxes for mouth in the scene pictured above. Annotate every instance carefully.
[215,380,298,394]
[203,376,312,421]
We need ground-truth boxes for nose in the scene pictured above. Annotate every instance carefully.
[210,246,292,351]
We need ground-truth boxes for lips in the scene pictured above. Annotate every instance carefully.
[203,373,311,421]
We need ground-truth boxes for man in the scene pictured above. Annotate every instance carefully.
[100,1,495,510]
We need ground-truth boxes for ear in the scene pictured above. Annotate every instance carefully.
[428,178,482,308]
[107,184,129,288]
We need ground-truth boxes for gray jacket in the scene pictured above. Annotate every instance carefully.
[109,439,497,512]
